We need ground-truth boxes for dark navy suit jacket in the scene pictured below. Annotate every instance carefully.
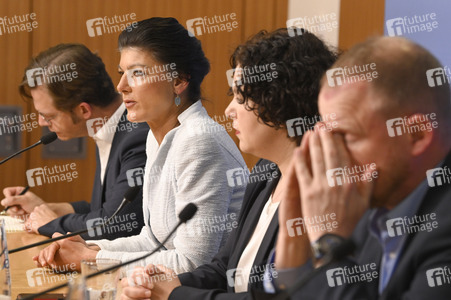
[38,112,148,240]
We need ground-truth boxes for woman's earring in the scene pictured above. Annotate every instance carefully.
[175,95,181,106]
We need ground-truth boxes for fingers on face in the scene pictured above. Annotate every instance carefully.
[315,123,346,168]
[305,124,351,181]
[309,127,326,179]
[294,131,313,186]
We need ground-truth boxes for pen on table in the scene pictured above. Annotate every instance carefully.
[1,186,30,214]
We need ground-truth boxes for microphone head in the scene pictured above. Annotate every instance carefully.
[40,132,58,145]
[179,203,198,223]
[124,186,141,203]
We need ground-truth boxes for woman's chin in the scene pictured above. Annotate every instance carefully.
[127,112,141,123]
[238,141,250,154]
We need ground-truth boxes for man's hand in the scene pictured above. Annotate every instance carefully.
[275,157,311,269]
[121,264,180,300]
[32,232,98,271]
[295,125,374,242]
[24,204,58,234]
[2,187,45,216]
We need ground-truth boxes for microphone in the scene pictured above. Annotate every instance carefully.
[22,203,198,300]
[251,239,356,300]
[0,132,58,165]
[9,186,141,254]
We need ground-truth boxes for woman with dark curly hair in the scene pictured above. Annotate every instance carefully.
[121,28,336,300]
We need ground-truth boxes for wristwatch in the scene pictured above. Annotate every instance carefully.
[311,233,346,260]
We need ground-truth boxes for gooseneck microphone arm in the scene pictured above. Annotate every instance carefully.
[9,186,141,254]
[22,203,198,300]
[0,132,58,165]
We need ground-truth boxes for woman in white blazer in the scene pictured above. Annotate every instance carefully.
[33,17,247,274]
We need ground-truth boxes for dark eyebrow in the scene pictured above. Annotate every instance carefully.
[118,64,147,71]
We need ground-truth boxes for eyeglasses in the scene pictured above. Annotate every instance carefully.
[39,112,59,125]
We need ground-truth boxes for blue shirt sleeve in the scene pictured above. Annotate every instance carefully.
[263,249,314,293]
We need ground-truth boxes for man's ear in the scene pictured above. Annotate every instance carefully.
[405,113,435,156]
[76,102,93,120]
[173,78,189,96]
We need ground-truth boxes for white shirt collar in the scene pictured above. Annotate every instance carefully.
[92,103,126,143]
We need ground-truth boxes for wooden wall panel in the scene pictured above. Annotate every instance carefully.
[0,0,33,191]
[339,0,385,50]
[0,0,288,204]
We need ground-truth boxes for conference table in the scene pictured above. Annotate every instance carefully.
[7,230,69,299]
[5,224,122,299]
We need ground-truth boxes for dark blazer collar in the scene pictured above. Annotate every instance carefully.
[102,110,130,183]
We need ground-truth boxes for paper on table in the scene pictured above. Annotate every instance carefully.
[0,216,24,232]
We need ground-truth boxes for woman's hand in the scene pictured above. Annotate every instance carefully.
[121,264,181,300]
[32,232,98,271]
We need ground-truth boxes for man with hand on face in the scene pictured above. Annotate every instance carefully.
[262,36,451,299]
[1,44,148,240]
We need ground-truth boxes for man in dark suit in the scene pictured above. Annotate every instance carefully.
[263,36,451,299]
[1,44,148,240]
